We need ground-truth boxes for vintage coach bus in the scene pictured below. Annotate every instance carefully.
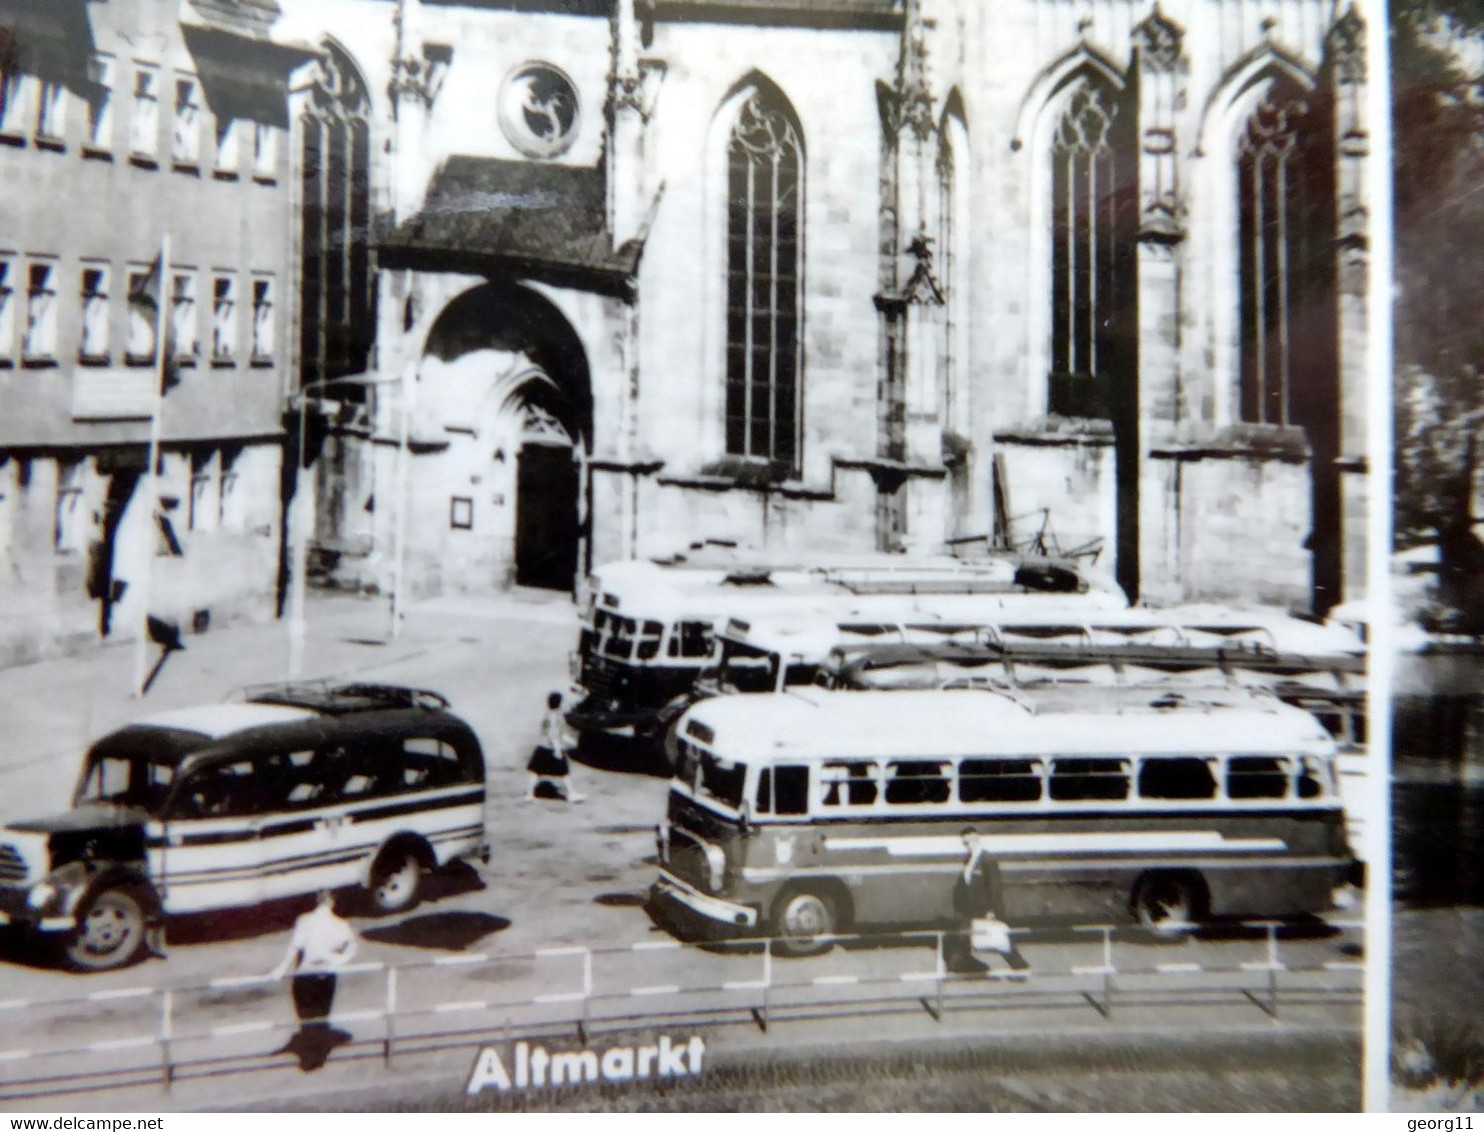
[649,689,1356,954]
[567,554,1126,743]
[0,683,488,970]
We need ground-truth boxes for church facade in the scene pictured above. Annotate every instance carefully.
[281,0,1371,614]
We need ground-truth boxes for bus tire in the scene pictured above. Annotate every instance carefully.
[66,887,149,972]
[368,839,431,916]
[770,886,846,957]
[1131,870,1206,936]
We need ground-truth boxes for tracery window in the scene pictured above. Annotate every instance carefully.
[724,89,803,475]
[1237,81,1324,427]
[1048,80,1128,419]
[299,44,373,397]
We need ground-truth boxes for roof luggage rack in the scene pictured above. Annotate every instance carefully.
[232,680,451,715]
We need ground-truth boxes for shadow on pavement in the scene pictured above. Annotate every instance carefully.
[594,892,646,907]
[573,733,674,779]
[361,911,510,951]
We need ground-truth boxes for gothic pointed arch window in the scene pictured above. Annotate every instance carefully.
[300,44,374,395]
[1048,76,1132,419]
[1236,77,1333,427]
[724,87,804,475]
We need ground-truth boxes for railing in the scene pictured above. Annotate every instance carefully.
[0,919,1364,1102]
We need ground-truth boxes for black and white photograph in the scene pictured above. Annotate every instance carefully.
[0,0,1393,1114]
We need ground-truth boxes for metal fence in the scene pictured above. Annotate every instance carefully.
[0,918,1364,1102]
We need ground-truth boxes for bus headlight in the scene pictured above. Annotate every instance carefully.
[26,882,58,913]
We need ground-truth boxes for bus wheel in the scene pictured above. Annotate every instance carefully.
[66,888,147,971]
[1131,871,1205,936]
[771,888,840,957]
[369,845,426,915]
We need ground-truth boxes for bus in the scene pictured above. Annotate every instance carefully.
[649,688,1356,954]
[567,554,1126,742]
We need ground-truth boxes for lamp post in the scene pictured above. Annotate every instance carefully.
[285,371,408,678]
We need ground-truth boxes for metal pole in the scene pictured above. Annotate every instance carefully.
[132,233,170,697]
[384,965,397,1064]
[160,987,174,1090]
[287,388,309,678]
[389,360,415,641]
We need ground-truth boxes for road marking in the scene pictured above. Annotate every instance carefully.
[89,1037,154,1052]
[631,985,680,997]
[335,1010,383,1023]
[210,975,271,989]
[213,1022,274,1036]
[899,972,938,983]
[0,1051,31,1061]
[1241,962,1288,972]
[721,981,765,992]
[533,992,586,1004]
[0,1000,31,1010]
[434,1000,487,1014]
[632,940,682,951]
[1155,963,1201,974]
[433,954,488,966]
[536,947,587,958]
[1072,966,1115,977]
[812,975,859,986]
[89,987,153,1001]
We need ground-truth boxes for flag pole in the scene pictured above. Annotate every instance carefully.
[132,233,170,697]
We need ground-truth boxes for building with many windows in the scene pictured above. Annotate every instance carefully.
[280,0,1370,614]
[0,0,308,664]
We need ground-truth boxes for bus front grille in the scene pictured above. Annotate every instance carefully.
[0,844,29,883]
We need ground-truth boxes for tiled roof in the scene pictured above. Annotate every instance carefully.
[380,156,644,288]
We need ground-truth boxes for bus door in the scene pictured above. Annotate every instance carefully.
[159,757,270,915]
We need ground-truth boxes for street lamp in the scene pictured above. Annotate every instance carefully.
[284,370,411,678]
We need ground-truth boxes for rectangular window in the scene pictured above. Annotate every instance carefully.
[189,474,210,532]
[171,272,197,362]
[252,122,276,180]
[85,55,114,152]
[636,619,664,661]
[449,495,472,530]
[1227,756,1292,801]
[960,758,1044,804]
[667,620,712,660]
[218,445,242,531]
[79,265,109,362]
[54,462,84,555]
[884,760,952,806]
[0,69,30,136]
[22,261,58,363]
[172,75,200,166]
[126,266,157,364]
[214,118,240,176]
[250,276,274,362]
[1138,757,1218,801]
[0,257,14,365]
[130,64,159,160]
[819,760,879,808]
[211,275,236,363]
[771,765,809,816]
[1049,758,1132,802]
[34,80,65,145]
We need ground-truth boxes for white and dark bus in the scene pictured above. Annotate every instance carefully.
[567,554,1127,743]
[649,689,1356,954]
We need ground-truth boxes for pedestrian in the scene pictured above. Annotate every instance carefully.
[270,889,358,1071]
[943,828,1012,974]
[526,691,584,803]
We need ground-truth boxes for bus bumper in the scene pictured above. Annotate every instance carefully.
[650,874,759,932]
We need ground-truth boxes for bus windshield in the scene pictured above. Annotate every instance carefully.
[678,740,747,810]
[712,639,780,693]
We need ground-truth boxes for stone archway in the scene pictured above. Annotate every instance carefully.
[414,282,592,595]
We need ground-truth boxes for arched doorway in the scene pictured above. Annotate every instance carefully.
[418,283,592,595]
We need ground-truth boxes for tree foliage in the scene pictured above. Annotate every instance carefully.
[1392,0,1484,546]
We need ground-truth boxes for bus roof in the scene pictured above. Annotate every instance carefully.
[680,688,1337,762]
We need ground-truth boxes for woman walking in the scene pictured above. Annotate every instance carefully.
[527,691,584,802]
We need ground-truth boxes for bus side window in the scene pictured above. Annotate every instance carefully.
[773,765,809,816]
[1049,758,1131,802]
[671,621,711,659]
[403,736,461,789]
[1351,711,1367,747]
[821,761,878,807]
[1137,757,1217,801]
[1296,757,1325,799]
[755,768,772,814]
[884,760,951,805]
[960,758,1043,803]
[637,620,665,661]
[1226,756,1291,800]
